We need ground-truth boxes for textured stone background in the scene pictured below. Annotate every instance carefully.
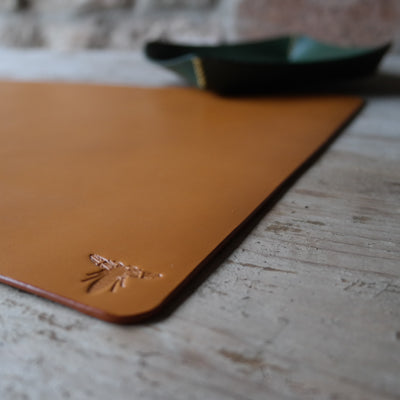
[0,0,399,52]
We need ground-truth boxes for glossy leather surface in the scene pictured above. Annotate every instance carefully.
[0,81,363,322]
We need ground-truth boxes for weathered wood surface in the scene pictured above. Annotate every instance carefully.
[0,50,399,400]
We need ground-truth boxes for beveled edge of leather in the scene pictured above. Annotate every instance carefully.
[0,274,170,324]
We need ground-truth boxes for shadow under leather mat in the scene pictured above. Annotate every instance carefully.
[0,81,363,323]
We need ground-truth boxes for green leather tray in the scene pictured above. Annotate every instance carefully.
[145,36,390,94]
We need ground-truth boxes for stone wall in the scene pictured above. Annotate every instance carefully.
[0,0,399,51]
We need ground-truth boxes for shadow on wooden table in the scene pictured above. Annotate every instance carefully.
[323,72,400,96]
[213,71,400,97]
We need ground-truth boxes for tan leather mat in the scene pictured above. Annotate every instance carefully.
[0,81,363,323]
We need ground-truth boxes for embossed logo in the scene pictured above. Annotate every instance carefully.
[82,254,163,294]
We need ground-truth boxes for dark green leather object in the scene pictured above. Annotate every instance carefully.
[145,36,391,94]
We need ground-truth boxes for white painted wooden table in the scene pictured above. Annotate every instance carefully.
[0,49,399,400]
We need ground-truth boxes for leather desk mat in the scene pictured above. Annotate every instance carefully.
[0,81,362,323]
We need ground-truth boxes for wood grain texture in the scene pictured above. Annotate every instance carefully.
[0,51,399,400]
